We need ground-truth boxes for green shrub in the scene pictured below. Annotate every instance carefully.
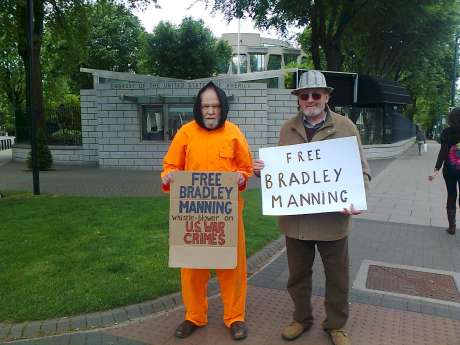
[27,131,53,170]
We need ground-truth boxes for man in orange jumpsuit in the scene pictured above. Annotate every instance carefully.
[161,81,253,340]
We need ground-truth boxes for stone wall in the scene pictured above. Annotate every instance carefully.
[11,73,416,168]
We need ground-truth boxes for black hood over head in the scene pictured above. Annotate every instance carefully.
[193,81,229,130]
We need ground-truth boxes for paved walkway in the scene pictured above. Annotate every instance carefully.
[0,149,12,167]
[1,142,460,345]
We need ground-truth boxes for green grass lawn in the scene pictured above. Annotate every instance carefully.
[0,189,279,323]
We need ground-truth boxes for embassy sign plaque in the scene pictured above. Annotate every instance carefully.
[168,171,238,269]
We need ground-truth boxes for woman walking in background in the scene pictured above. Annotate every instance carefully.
[429,108,460,234]
[416,126,426,156]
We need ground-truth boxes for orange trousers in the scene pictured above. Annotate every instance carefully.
[181,200,247,328]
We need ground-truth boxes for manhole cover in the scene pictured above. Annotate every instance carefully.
[366,265,460,303]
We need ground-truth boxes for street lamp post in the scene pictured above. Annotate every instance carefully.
[26,0,40,194]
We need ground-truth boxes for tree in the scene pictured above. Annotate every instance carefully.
[342,0,459,79]
[0,4,26,139]
[340,0,459,130]
[3,0,156,135]
[85,0,146,72]
[140,17,232,79]
[215,39,233,74]
[205,0,371,71]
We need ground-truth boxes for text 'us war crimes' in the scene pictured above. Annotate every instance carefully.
[264,148,348,208]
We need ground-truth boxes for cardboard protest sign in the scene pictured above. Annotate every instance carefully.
[259,136,367,216]
[169,171,238,269]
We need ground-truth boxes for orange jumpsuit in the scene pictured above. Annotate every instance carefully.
[161,120,253,327]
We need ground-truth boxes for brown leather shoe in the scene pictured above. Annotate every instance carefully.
[175,320,199,338]
[328,329,351,345]
[230,321,248,340]
[281,320,311,341]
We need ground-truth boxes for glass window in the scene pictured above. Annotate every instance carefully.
[141,104,193,141]
[283,54,298,66]
[142,106,164,141]
[267,54,282,70]
[231,54,247,74]
[249,54,265,72]
[355,107,384,145]
[167,105,194,140]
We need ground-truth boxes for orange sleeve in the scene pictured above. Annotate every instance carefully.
[161,128,188,192]
[234,127,253,191]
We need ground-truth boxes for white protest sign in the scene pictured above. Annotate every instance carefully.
[259,136,367,216]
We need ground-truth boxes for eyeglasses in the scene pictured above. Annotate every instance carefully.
[299,93,323,101]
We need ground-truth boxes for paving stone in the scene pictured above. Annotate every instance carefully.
[125,305,142,320]
[69,316,86,331]
[54,335,71,345]
[85,332,102,345]
[137,302,154,317]
[101,333,119,345]
[367,293,383,306]
[158,296,175,310]
[448,306,460,320]
[407,300,421,313]
[22,321,43,338]
[420,302,437,315]
[111,309,129,324]
[40,320,58,336]
[86,313,103,329]
[56,318,71,333]
[68,333,86,345]
[432,304,450,318]
[100,312,116,327]
[150,300,164,314]
[8,323,25,340]
[104,285,460,345]
[0,323,12,340]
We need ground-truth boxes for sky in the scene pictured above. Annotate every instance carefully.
[133,0,298,42]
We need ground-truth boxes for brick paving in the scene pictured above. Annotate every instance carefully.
[366,265,460,303]
[2,142,460,345]
[105,286,460,345]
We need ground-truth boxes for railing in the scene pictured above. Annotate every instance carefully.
[15,105,82,146]
[0,136,15,151]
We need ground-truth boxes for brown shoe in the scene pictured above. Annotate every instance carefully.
[281,320,310,341]
[230,321,248,340]
[175,320,199,338]
[328,329,351,345]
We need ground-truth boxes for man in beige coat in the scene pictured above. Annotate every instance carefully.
[254,70,370,345]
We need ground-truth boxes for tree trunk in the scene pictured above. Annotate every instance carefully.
[324,43,343,71]
[310,6,322,69]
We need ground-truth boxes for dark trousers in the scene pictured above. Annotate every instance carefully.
[285,236,349,330]
[443,170,460,209]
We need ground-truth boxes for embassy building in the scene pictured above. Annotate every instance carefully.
[12,68,414,170]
